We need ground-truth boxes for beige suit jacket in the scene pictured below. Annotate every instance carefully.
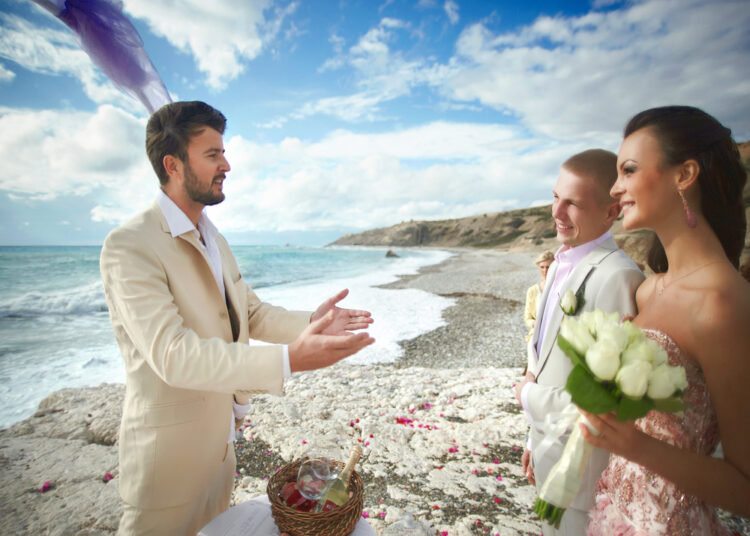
[100,202,311,510]
[526,237,644,514]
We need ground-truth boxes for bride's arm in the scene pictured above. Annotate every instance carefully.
[691,283,750,515]
[581,280,750,518]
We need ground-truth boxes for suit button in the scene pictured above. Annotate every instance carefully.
[219,311,228,319]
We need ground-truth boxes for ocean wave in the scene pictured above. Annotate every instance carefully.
[82,357,110,368]
[0,281,108,318]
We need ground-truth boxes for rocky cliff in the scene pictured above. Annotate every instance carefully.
[332,141,750,270]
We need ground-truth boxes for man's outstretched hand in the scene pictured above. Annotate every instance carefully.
[310,289,373,335]
[289,307,375,372]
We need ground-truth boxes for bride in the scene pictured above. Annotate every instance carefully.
[580,106,750,535]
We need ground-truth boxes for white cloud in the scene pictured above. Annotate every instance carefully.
[204,122,575,233]
[0,12,134,109]
[0,105,152,215]
[296,18,427,122]
[293,92,388,122]
[441,0,750,140]
[444,1,460,25]
[4,0,748,240]
[0,62,15,82]
[288,0,750,143]
[123,0,297,90]
[307,122,528,161]
[0,105,575,233]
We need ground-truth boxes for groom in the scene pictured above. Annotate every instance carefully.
[515,149,644,535]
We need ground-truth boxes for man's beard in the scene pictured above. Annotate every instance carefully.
[184,162,225,206]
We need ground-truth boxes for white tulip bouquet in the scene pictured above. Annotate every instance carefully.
[534,309,688,528]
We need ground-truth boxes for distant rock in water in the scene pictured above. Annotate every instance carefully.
[385,249,400,258]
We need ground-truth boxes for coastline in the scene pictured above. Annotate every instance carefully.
[0,247,541,535]
[2,247,747,535]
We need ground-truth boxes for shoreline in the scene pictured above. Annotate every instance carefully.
[1,247,542,535]
[2,247,747,535]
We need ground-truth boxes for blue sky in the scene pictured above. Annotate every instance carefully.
[1,0,749,246]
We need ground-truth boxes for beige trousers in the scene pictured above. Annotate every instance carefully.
[118,444,236,536]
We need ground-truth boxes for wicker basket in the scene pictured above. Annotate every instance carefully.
[267,460,364,536]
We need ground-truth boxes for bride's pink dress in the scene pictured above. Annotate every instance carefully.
[587,329,730,536]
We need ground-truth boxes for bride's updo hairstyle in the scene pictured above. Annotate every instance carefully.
[624,106,747,272]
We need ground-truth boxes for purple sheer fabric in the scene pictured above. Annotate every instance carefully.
[30,0,171,113]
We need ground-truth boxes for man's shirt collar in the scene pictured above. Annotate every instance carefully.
[554,230,612,267]
[157,190,218,242]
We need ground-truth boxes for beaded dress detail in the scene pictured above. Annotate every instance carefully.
[587,329,730,536]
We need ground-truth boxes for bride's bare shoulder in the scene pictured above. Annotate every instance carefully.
[693,267,750,340]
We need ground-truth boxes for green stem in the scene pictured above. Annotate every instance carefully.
[533,498,566,529]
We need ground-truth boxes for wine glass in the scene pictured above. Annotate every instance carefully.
[297,455,339,501]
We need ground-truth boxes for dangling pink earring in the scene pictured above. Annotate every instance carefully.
[678,188,697,228]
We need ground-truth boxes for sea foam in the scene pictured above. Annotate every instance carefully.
[0,281,107,318]
[0,247,454,427]
[257,248,455,365]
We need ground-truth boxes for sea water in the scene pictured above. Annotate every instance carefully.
[0,245,454,428]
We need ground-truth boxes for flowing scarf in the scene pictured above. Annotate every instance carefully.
[30,0,171,113]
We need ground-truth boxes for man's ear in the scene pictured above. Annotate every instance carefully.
[674,158,700,192]
[163,154,182,182]
[604,200,620,226]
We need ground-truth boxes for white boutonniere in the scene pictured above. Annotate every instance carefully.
[559,287,586,316]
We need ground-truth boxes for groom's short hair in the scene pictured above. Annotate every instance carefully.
[561,149,617,205]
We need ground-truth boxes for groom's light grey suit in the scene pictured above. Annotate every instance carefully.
[525,235,644,535]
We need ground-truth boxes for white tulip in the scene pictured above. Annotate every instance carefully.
[647,364,678,399]
[561,317,595,355]
[650,343,669,366]
[590,309,610,337]
[585,339,621,381]
[621,340,654,366]
[597,322,630,353]
[560,289,578,315]
[579,311,595,334]
[622,320,645,346]
[616,360,653,398]
[668,365,688,392]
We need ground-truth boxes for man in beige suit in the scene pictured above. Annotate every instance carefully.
[100,101,375,535]
[514,149,644,535]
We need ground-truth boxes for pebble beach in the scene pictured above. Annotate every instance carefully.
[2,247,747,535]
[232,249,543,536]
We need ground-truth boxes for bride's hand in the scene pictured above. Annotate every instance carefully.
[578,410,648,462]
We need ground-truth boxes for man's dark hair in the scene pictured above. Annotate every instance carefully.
[146,101,227,185]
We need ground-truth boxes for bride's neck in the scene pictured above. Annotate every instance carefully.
[658,221,727,273]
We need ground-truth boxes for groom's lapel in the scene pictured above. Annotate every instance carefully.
[535,263,593,378]
[530,260,558,353]
[535,240,616,379]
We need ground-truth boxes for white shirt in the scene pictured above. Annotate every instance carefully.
[157,191,292,442]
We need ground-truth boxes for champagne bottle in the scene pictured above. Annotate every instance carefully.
[315,444,362,512]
